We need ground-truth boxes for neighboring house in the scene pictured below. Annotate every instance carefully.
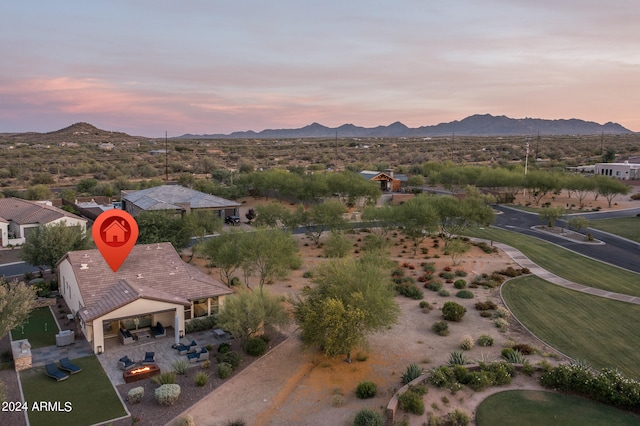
[594,161,640,180]
[57,242,232,354]
[360,169,408,192]
[0,198,87,247]
[121,185,241,218]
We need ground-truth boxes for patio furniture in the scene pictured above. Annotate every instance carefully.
[45,363,69,382]
[176,340,197,355]
[119,328,135,345]
[213,328,226,339]
[58,357,82,374]
[118,355,136,371]
[151,322,166,337]
[55,329,75,347]
[142,351,156,365]
[187,348,209,363]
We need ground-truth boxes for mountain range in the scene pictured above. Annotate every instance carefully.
[180,114,633,139]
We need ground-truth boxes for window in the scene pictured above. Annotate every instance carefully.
[193,299,209,318]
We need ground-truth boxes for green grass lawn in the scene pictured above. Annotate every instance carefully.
[476,390,640,425]
[20,355,127,426]
[10,307,58,348]
[465,226,640,297]
[589,216,640,243]
[502,275,640,378]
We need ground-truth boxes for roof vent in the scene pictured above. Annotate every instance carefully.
[146,246,151,250]
[80,264,89,270]
[83,254,89,258]
[156,244,162,249]
[123,290,129,294]
[137,273,144,279]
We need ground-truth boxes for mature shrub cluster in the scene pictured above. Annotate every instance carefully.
[398,385,426,415]
[194,371,210,387]
[496,266,530,278]
[512,343,535,355]
[245,337,267,356]
[396,280,424,300]
[177,415,195,426]
[426,280,443,291]
[432,320,450,336]
[475,300,498,311]
[401,363,424,385]
[460,335,474,351]
[353,408,384,426]
[540,364,640,411]
[442,301,466,322]
[155,384,181,406]
[494,317,509,331]
[185,316,217,333]
[355,381,377,399]
[218,342,232,353]
[453,279,466,289]
[127,386,144,404]
[422,262,437,274]
[438,288,450,297]
[217,362,233,379]
[456,290,474,299]
[173,359,189,375]
[430,409,471,426]
[473,241,498,254]
[217,350,242,368]
[428,362,515,392]
[439,271,456,280]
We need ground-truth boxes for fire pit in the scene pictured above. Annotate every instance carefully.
[123,364,160,383]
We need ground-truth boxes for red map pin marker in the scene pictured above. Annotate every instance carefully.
[92,209,139,272]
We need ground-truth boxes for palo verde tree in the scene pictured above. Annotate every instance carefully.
[593,175,630,208]
[300,200,347,246]
[293,255,400,363]
[21,222,89,271]
[429,188,495,245]
[396,195,439,255]
[539,206,566,228]
[216,288,289,341]
[0,278,37,339]
[195,229,246,287]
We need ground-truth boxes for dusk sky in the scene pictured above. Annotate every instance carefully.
[1,1,638,137]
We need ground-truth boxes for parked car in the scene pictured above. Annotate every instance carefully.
[225,215,240,225]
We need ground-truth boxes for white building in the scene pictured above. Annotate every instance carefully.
[594,161,640,180]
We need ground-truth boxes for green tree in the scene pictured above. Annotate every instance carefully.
[0,278,37,339]
[430,191,495,244]
[567,216,589,233]
[25,184,52,201]
[76,178,98,194]
[326,171,380,208]
[362,204,397,241]
[136,211,192,249]
[565,175,596,208]
[293,256,399,362]
[396,195,439,255]
[20,222,88,271]
[300,200,347,246]
[594,175,630,207]
[602,147,616,163]
[196,230,245,286]
[525,171,562,206]
[254,202,295,229]
[323,230,352,258]
[60,188,77,203]
[216,288,289,341]
[447,238,471,266]
[241,229,300,291]
[539,206,566,228]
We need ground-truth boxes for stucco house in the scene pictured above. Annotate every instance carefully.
[0,198,87,247]
[56,242,232,354]
[595,161,640,180]
[121,185,241,218]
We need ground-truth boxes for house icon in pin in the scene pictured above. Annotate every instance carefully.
[103,220,128,244]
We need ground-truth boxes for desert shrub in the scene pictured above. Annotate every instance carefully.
[194,371,210,387]
[185,315,217,333]
[356,352,369,362]
[493,307,510,318]
[460,335,474,351]
[432,320,450,336]
[442,301,466,322]
[502,349,526,364]
[631,192,640,200]
[454,270,467,277]
[224,420,246,426]
[423,262,436,273]
[217,362,233,379]
[152,371,176,385]
[218,342,232,354]
[353,408,384,426]
[155,384,181,406]
[178,415,195,426]
[202,359,210,370]
[448,351,468,366]
[217,350,242,368]
[245,337,267,356]
[428,366,457,389]
[331,393,345,407]
[401,363,423,384]
[512,343,535,355]
[475,300,497,311]
[452,365,472,385]
[439,409,471,426]
[258,334,270,343]
[477,335,494,347]
[473,241,498,254]
[483,362,515,385]
[399,389,425,415]
[438,289,450,297]
[302,270,313,279]
[355,381,377,399]
[439,271,456,280]
[173,359,189,375]
[453,279,466,289]
[494,317,509,331]
[521,361,535,377]
[427,280,443,291]
[127,386,144,404]
[467,371,494,391]
[455,290,474,299]
[396,282,424,300]
[419,301,429,309]
[391,267,405,278]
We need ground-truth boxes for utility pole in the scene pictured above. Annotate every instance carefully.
[165,131,169,181]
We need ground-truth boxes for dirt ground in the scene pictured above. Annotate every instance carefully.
[178,198,571,426]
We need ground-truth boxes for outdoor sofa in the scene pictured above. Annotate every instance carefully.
[45,363,69,382]
[150,322,166,337]
[58,357,82,374]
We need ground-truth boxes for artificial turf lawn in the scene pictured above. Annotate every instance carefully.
[476,390,640,426]
[20,355,127,426]
[589,216,640,243]
[465,226,640,296]
[10,307,58,348]
[502,275,640,378]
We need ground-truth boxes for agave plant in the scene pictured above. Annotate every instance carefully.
[503,349,526,364]
[401,363,424,384]
[448,351,468,366]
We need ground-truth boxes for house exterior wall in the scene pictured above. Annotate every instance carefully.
[0,221,7,247]
[58,259,85,316]
[594,163,638,180]
[49,216,88,233]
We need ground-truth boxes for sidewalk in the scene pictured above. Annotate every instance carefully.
[475,239,640,305]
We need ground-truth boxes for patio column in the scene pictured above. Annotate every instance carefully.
[174,313,180,345]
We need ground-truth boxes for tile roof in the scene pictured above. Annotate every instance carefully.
[0,198,86,225]
[122,185,240,212]
[57,242,232,322]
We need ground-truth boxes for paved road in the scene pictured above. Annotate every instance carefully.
[0,261,43,279]
[493,205,640,274]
